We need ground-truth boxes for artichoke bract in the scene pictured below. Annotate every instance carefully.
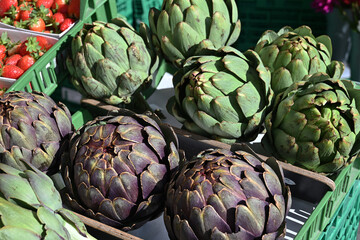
[262,73,360,174]
[66,18,159,106]
[164,147,291,240]
[167,46,273,143]
[62,109,181,231]
[0,91,73,173]
[0,160,95,240]
[254,25,344,95]
[149,0,241,67]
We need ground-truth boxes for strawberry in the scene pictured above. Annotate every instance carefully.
[1,65,24,79]
[5,5,20,21]
[19,3,33,21]
[0,45,6,61]
[0,0,17,18]
[19,37,41,56]
[4,54,22,65]
[36,36,52,51]
[67,0,79,19]
[36,0,54,9]
[59,17,74,32]
[28,17,45,32]
[52,0,68,14]
[52,12,64,24]
[46,8,53,17]
[17,55,35,71]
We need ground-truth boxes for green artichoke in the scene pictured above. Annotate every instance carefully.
[62,109,181,231]
[0,91,73,173]
[167,46,273,143]
[149,0,241,67]
[0,159,95,239]
[164,147,291,240]
[66,18,159,106]
[262,73,360,174]
[254,25,344,95]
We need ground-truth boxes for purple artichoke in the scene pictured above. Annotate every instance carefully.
[62,109,181,231]
[0,91,73,173]
[164,147,291,240]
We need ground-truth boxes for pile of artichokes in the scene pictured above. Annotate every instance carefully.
[1,0,360,238]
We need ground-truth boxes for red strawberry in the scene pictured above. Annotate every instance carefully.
[28,17,46,32]
[67,0,79,19]
[0,0,17,18]
[36,36,51,51]
[52,12,64,24]
[5,5,20,21]
[0,45,6,61]
[19,37,41,56]
[1,65,24,79]
[46,8,53,17]
[59,18,74,32]
[36,0,54,9]
[4,54,22,65]
[19,4,33,21]
[52,0,68,14]
[17,55,35,71]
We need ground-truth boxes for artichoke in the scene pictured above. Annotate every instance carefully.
[0,159,95,239]
[62,109,181,231]
[262,73,360,174]
[66,18,159,106]
[149,0,241,67]
[164,147,291,240]
[167,46,273,143]
[254,25,344,95]
[0,91,73,173]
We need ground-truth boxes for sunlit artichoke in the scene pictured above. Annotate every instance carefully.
[66,18,159,106]
[62,109,181,231]
[167,46,273,143]
[254,25,344,95]
[149,0,241,67]
[262,73,360,174]
[164,146,291,240]
[0,159,95,239]
[0,91,73,173]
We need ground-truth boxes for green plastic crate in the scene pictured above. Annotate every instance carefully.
[116,0,134,25]
[318,180,360,240]
[6,0,118,96]
[71,108,93,130]
[294,157,360,240]
[133,0,163,28]
[234,0,327,51]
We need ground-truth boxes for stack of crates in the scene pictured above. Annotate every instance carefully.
[4,0,360,239]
